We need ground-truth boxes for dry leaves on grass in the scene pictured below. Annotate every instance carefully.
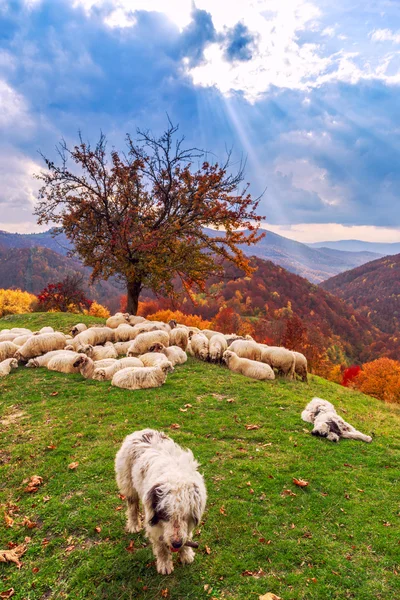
[21,517,36,529]
[245,424,260,431]
[259,594,282,600]
[293,478,309,488]
[241,568,266,579]
[126,540,135,553]
[94,526,101,533]
[161,589,169,598]
[0,589,15,599]
[68,462,79,470]
[4,513,14,528]
[170,424,180,430]
[281,489,297,497]
[0,544,27,569]
[205,545,211,555]
[24,476,43,493]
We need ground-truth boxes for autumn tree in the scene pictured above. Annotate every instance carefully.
[354,358,400,403]
[37,274,92,313]
[35,122,264,314]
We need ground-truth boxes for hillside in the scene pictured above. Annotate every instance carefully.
[309,239,400,255]
[1,313,399,600]
[321,253,400,339]
[1,228,381,283]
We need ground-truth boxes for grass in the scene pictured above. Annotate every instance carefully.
[1,313,400,600]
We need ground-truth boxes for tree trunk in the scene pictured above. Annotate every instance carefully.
[126,279,142,315]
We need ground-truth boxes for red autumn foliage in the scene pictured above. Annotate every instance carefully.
[342,365,361,387]
[37,274,92,313]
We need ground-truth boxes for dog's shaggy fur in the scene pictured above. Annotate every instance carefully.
[115,429,207,575]
[302,397,372,443]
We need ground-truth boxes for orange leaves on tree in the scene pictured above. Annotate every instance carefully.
[354,358,400,403]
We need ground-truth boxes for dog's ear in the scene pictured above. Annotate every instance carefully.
[190,483,205,526]
[147,485,169,526]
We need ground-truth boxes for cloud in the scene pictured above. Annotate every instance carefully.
[223,22,257,62]
[370,28,400,44]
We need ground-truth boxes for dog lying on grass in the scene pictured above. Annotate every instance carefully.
[115,428,207,574]
[302,397,372,443]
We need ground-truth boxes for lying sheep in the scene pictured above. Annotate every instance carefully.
[71,327,115,348]
[0,341,19,362]
[293,351,308,382]
[225,334,245,346]
[209,334,228,363]
[127,331,170,357]
[222,350,275,381]
[0,358,18,377]
[106,313,129,329]
[200,329,220,340]
[114,324,140,342]
[127,315,146,326]
[111,366,168,390]
[259,345,295,379]
[114,341,133,356]
[0,333,21,342]
[27,350,80,368]
[38,326,54,334]
[71,323,87,337]
[139,352,174,371]
[149,343,188,366]
[81,343,118,361]
[47,352,87,374]
[14,332,67,361]
[93,357,144,381]
[72,356,119,379]
[228,339,261,361]
[190,333,209,361]
[12,334,33,346]
[169,327,188,351]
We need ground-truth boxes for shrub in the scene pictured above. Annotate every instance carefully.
[355,358,400,403]
[146,309,211,329]
[38,275,92,313]
[0,289,37,317]
[84,301,110,318]
[342,365,361,387]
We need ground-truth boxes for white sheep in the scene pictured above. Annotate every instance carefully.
[72,355,118,379]
[190,333,209,361]
[47,352,87,374]
[0,358,18,377]
[149,343,188,366]
[111,366,168,390]
[11,334,33,346]
[14,332,67,361]
[81,343,118,361]
[0,341,19,362]
[293,351,308,382]
[209,334,228,363]
[127,331,170,356]
[70,323,87,337]
[38,326,55,334]
[259,345,296,379]
[71,327,115,348]
[92,357,144,381]
[228,339,261,361]
[114,341,133,356]
[0,333,20,342]
[169,327,188,350]
[114,324,141,342]
[222,350,275,381]
[26,350,80,368]
[200,329,220,340]
[138,352,174,371]
[106,313,129,329]
[127,315,146,326]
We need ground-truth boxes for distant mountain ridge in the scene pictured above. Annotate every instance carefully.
[0,228,382,283]
[308,239,400,255]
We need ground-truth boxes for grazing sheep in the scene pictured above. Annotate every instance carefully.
[149,343,187,366]
[106,313,129,329]
[26,350,80,368]
[0,341,19,362]
[114,341,133,356]
[293,351,308,382]
[81,343,118,361]
[224,334,245,346]
[200,329,220,340]
[12,334,33,346]
[302,398,372,443]
[93,357,144,381]
[112,366,168,390]
[0,358,18,377]
[186,340,194,357]
[71,323,87,337]
[222,350,275,381]
[127,315,146,326]
[0,333,21,342]
[190,333,209,361]
[187,327,201,338]
[127,331,170,357]
[208,334,228,363]
[139,352,174,372]
[259,345,296,379]
[228,339,261,361]
[14,332,67,361]
[169,327,188,351]
[11,328,33,335]
[114,324,141,342]
[47,352,87,374]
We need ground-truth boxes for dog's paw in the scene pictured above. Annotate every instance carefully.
[126,521,142,533]
[157,559,174,575]
[366,436,373,443]
[180,547,195,564]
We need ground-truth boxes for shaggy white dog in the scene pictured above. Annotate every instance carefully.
[302,397,372,443]
[115,429,207,575]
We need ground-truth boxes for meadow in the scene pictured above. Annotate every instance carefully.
[1,314,399,600]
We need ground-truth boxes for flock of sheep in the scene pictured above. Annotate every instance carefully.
[0,312,308,388]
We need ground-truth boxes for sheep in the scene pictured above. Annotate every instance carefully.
[12,334,33,346]
[127,331,170,357]
[139,352,174,371]
[127,315,146,326]
[228,339,261,361]
[145,320,171,333]
[149,343,188,366]
[293,351,308,382]
[14,332,67,361]
[169,327,188,350]
[0,333,20,342]
[188,333,209,361]
[47,352,87,374]
[93,357,144,381]
[38,326,54,334]
[0,358,18,377]
[222,351,275,381]
[81,343,118,361]
[26,350,80,368]
[131,321,170,336]
[10,328,33,335]
[114,324,140,342]
[200,329,220,340]
[70,327,115,348]
[70,323,87,337]
[259,345,296,379]
[72,356,118,379]
[187,340,194,357]
[225,334,245,346]
[209,334,228,363]
[0,341,19,362]
[106,313,129,329]
[114,341,133,356]
[111,366,168,390]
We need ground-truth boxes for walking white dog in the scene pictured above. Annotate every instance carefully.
[115,428,207,574]
[302,397,372,443]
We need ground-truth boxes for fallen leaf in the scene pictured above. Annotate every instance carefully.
[245,424,260,430]
[0,544,27,569]
[259,594,282,600]
[21,517,36,529]
[65,545,75,553]
[46,444,56,450]
[94,526,101,533]
[281,489,297,497]
[115,506,123,511]
[219,506,227,515]
[205,545,211,555]
[293,478,309,487]
[179,408,187,412]
[226,398,235,403]
[126,540,135,553]
[24,475,43,493]
[4,513,14,528]
[343,463,353,468]
[0,589,15,599]
[184,403,192,408]
[242,568,266,579]
[50,391,58,396]
[170,424,180,429]
[42,496,50,503]
[41,538,49,547]
[161,589,169,598]
[118,493,126,500]
[32,567,39,573]
[68,462,79,470]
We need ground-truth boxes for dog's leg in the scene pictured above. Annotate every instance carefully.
[126,491,142,533]
[341,429,372,443]
[179,544,195,564]
[152,538,173,575]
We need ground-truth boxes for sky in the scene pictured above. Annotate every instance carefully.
[0,0,400,243]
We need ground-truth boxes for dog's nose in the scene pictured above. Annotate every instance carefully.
[171,540,183,549]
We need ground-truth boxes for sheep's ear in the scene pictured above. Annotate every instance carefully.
[147,485,169,526]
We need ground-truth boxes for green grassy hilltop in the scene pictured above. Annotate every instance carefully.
[1,314,399,599]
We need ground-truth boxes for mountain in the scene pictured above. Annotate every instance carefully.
[321,253,400,338]
[1,228,381,283]
[308,239,400,255]
[0,245,122,312]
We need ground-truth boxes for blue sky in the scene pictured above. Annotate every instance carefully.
[0,0,400,242]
